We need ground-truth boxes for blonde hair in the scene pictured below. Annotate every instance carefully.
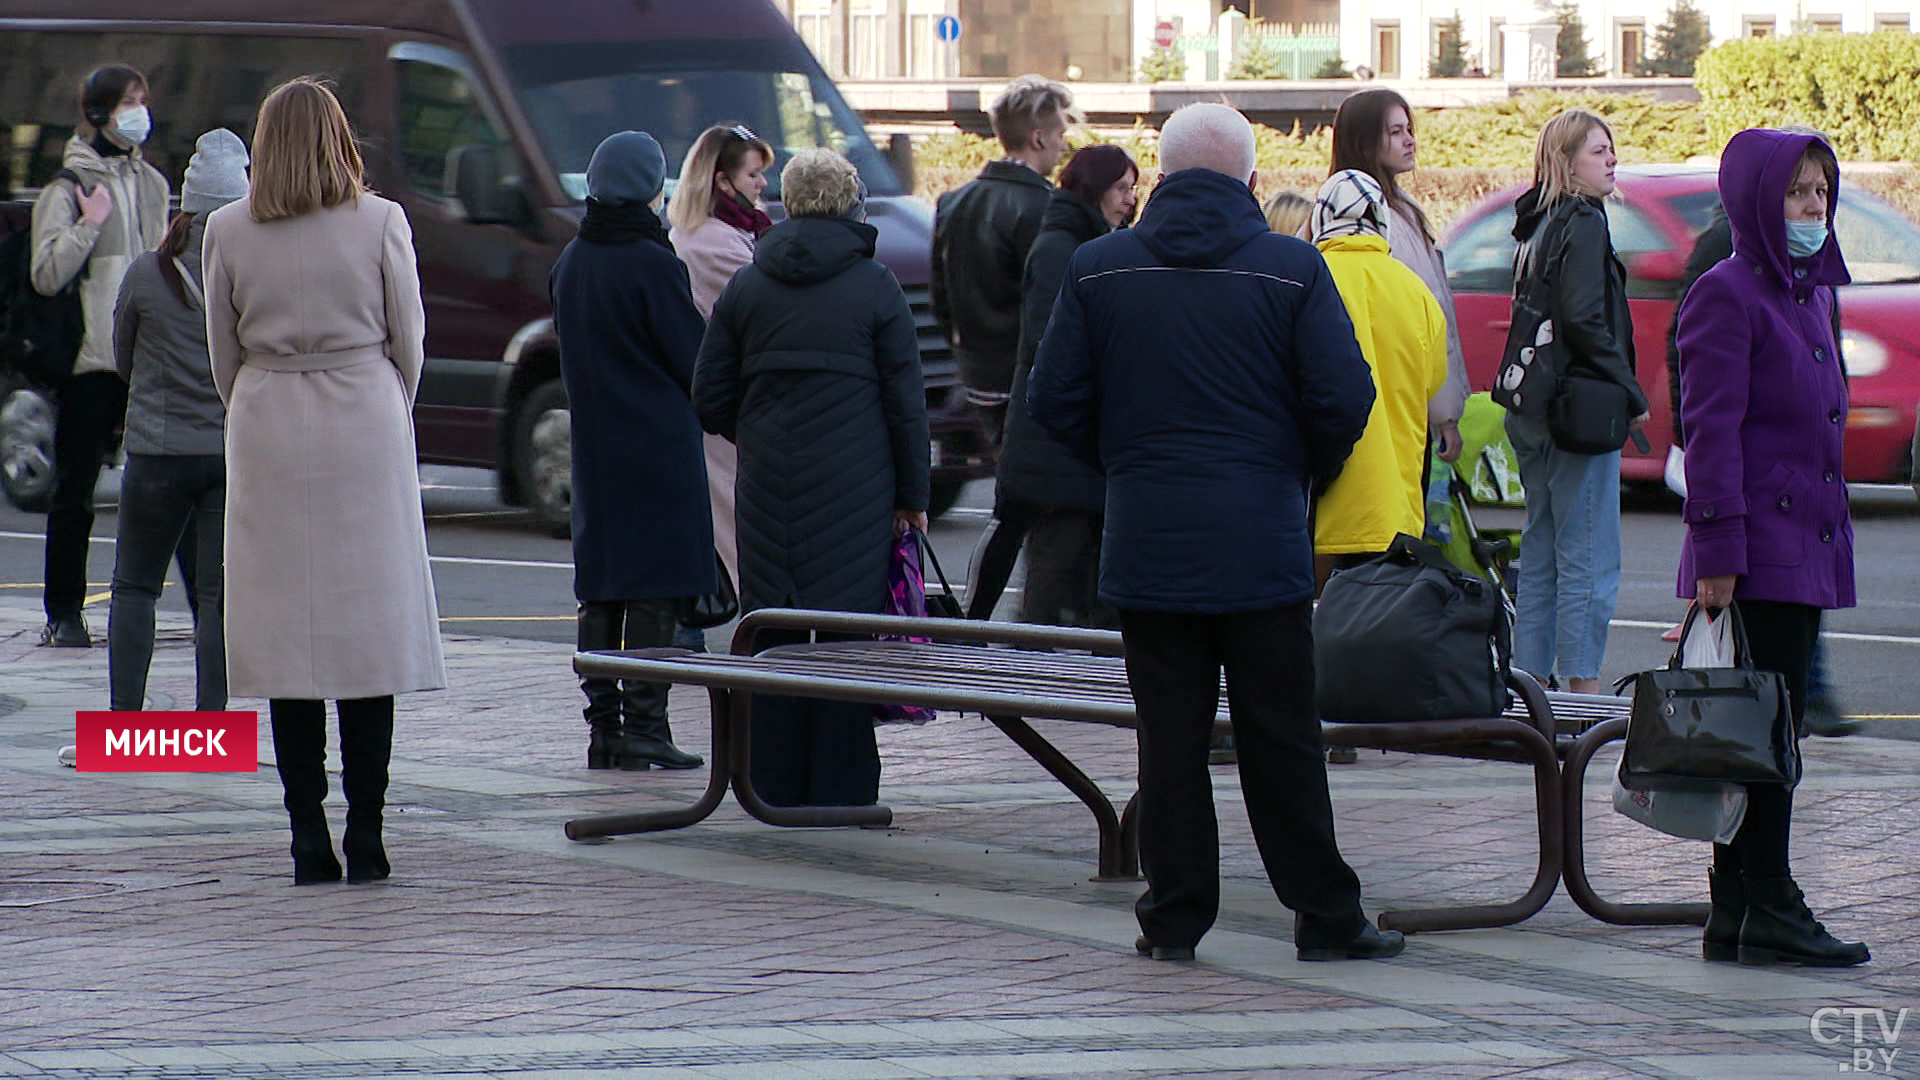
[1532,108,1613,212]
[668,124,774,233]
[1263,191,1312,237]
[989,75,1076,154]
[248,77,365,223]
[780,148,860,219]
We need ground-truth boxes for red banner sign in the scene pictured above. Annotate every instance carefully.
[74,712,258,772]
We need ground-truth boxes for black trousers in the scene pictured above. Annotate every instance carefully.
[44,372,127,621]
[1019,509,1113,629]
[1713,599,1821,880]
[1119,603,1365,949]
[749,628,881,807]
[108,454,226,711]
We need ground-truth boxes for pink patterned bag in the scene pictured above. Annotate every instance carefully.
[875,530,938,726]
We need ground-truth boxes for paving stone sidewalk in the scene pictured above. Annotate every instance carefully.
[1,596,1914,1079]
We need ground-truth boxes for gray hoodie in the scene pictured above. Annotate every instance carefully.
[112,215,225,455]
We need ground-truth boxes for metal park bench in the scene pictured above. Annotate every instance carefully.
[566,608,1703,934]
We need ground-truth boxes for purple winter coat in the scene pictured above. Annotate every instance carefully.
[1675,129,1853,610]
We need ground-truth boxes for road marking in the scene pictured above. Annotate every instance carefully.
[0,532,574,571]
[1612,618,1920,647]
[440,615,572,623]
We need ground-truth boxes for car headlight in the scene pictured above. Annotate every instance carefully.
[1841,331,1889,378]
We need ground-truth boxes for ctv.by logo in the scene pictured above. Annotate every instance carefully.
[1810,1007,1910,1074]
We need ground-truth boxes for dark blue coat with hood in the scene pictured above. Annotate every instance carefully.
[1027,168,1375,613]
[693,216,930,615]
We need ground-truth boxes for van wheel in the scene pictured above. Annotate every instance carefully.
[512,379,571,538]
[0,381,56,513]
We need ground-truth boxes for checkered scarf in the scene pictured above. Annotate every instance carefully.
[1311,169,1390,243]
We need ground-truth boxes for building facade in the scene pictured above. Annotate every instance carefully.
[781,0,1913,82]
[1338,0,1915,81]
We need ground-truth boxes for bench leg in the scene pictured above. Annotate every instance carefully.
[985,713,1140,882]
[731,687,893,829]
[1370,723,1563,934]
[565,686,736,840]
[1561,717,1710,927]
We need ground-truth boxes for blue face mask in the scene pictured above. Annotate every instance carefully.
[109,105,152,147]
[1785,219,1828,258]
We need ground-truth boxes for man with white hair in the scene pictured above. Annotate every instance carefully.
[1027,103,1402,964]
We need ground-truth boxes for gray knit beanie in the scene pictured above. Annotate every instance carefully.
[586,131,667,206]
[182,128,250,214]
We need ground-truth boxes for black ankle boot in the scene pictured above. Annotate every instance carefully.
[1703,866,1744,962]
[1738,876,1870,967]
[621,679,703,770]
[272,700,340,884]
[579,603,629,768]
[339,697,394,883]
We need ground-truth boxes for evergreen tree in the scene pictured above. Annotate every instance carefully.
[1555,2,1600,76]
[1313,56,1351,78]
[1229,33,1288,79]
[1136,45,1186,83]
[1432,11,1469,76]
[1645,0,1712,76]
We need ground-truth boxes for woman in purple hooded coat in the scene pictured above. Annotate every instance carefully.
[1675,128,1868,968]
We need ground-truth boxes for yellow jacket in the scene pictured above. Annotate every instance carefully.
[1314,235,1448,555]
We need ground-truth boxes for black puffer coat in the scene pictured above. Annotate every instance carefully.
[996,190,1110,514]
[693,216,930,614]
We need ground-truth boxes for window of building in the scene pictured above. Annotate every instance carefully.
[1487,18,1506,76]
[907,11,958,78]
[1615,20,1646,75]
[1430,18,1462,75]
[1808,14,1845,32]
[794,1,834,73]
[1373,21,1401,78]
[1744,16,1775,36]
[1874,13,1909,30]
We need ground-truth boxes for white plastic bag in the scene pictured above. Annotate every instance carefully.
[1611,775,1748,843]
[1680,606,1733,669]
[1664,445,1688,498]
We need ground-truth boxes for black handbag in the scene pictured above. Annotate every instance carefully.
[914,528,964,619]
[679,551,739,630]
[1547,370,1634,455]
[1618,603,1801,789]
[1314,533,1512,723]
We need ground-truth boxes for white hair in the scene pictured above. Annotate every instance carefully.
[1158,103,1256,182]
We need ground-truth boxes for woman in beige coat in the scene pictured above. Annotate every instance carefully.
[203,77,445,885]
[667,123,774,590]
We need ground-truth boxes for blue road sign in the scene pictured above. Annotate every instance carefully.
[936,14,962,42]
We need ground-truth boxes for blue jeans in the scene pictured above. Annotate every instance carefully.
[1506,415,1621,682]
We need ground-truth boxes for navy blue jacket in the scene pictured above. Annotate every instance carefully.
[1027,168,1374,612]
[551,229,717,604]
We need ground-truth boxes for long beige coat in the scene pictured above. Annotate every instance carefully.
[669,217,756,586]
[203,193,446,700]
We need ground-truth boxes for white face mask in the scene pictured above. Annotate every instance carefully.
[112,106,152,146]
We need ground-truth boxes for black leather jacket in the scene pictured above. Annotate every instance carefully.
[931,160,1052,396]
[1511,188,1649,418]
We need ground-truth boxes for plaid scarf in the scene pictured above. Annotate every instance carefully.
[1311,169,1390,243]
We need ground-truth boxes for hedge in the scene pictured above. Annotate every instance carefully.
[1695,32,1920,162]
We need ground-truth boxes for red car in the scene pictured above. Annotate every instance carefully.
[1442,165,1920,485]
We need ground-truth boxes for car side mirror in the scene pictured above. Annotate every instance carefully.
[1628,250,1686,282]
[448,144,522,225]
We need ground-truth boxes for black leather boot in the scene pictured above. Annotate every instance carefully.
[1738,876,1870,967]
[339,697,394,883]
[621,677,704,769]
[1703,866,1743,962]
[578,603,627,769]
[270,700,340,885]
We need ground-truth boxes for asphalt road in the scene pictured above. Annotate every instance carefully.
[4,464,1915,739]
